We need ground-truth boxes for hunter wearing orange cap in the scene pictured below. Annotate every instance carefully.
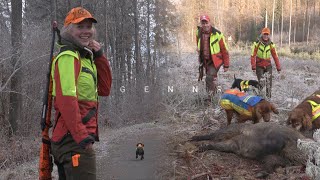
[50,7,112,180]
[250,27,281,99]
[63,7,97,26]
[196,14,229,103]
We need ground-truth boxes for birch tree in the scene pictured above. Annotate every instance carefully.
[271,0,276,41]
[288,0,292,46]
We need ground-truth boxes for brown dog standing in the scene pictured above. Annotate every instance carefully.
[287,90,320,131]
[220,89,279,125]
[136,143,144,160]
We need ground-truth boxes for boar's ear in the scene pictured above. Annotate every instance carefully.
[302,113,312,130]
[270,103,279,114]
[234,74,236,80]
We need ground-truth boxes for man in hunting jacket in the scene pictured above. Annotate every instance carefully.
[196,15,229,102]
[250,27,281,99]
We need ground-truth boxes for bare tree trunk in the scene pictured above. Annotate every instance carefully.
[9,0,23,136]
[103,0,108,55]
[127,47,132,86]
[293,0,297,43]
[146,0,151,84]
[289,0,292,47]
[133,0,143,99]
[280,0,283,46]
[302,9,306,41]
[313,0,316,29]
[307,11,311,44]
[0,1,10,134]
[271,0,275,41]
[265,9,268,27]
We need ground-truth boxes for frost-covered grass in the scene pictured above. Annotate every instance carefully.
[163,48,320,179]
[231,41,320,61]
[1,47,320,179]
[161,49,320,125]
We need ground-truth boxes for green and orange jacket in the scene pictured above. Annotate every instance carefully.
[196,26,229,70]
[250,38,281,71]
[51,46,112,148]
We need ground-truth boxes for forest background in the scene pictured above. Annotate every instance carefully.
[0,0,319,171]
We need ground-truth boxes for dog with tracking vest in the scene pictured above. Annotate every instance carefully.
[287,90,320,131]
[231,75,261,93]
[220,89,279,125]
[136,143,144,160]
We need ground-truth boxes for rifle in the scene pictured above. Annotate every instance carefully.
[39,21,58,180]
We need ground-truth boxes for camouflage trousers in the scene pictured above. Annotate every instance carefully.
[256,65,272,98]
[51,135,96,180]
[205,65,218,97]
[206,63,218,101]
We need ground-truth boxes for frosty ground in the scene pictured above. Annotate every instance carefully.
[1,51,319,180]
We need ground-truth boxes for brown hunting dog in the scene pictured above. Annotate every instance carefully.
[220,89,279,125]
[136,143,144,160]
[287,90,320,131]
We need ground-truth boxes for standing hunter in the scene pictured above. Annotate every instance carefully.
[250,27,281,99]
[196,15,229,103]
[50,7,112,179]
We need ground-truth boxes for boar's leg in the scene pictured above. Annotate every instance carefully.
[198,139,238,153]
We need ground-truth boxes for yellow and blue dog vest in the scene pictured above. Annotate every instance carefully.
[220,90,263,117]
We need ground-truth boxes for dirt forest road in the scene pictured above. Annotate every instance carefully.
[0,122,174,180]
[96,123,173,180]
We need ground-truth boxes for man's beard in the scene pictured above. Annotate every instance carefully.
[202,26,211,33]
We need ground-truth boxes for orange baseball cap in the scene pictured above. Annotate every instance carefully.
[200,15,210,22]
[64,7,97,26]
[261,27,270,35]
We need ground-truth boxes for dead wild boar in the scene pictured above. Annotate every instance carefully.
[190,122,307,173]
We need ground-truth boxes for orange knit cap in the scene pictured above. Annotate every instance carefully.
[64,7,97,26]
[261,27,270,35]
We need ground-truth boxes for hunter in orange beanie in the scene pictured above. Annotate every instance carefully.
[250,27,281,99]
